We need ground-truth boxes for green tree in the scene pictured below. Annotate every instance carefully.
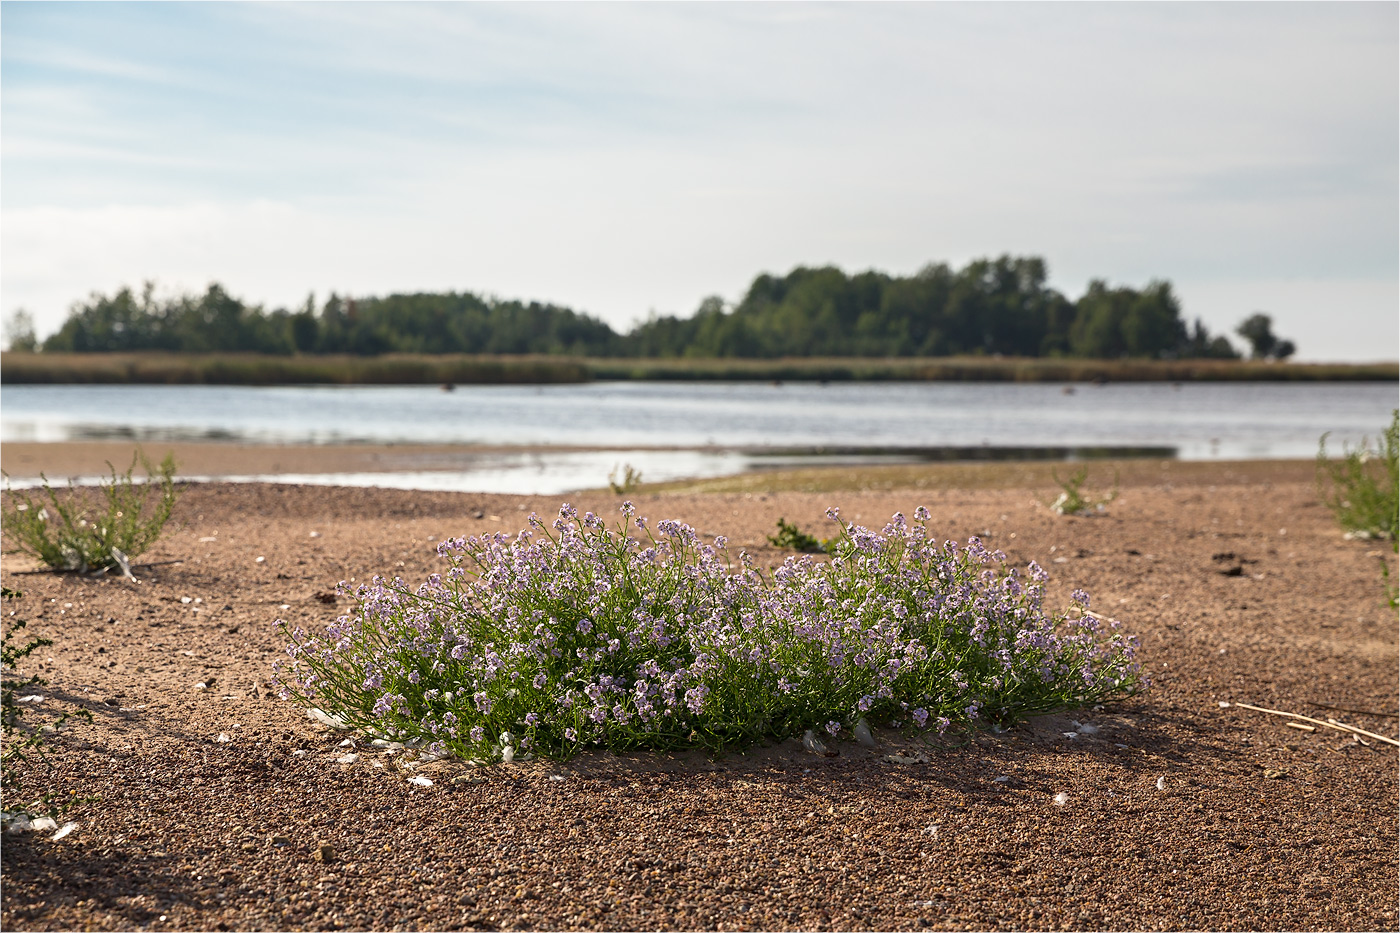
[3,309,37,352]
[1236,313,1296,360]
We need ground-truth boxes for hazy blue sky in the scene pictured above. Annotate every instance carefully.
[3,2,1396,360]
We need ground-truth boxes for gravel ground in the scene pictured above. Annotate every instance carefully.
[1,462,1396,931]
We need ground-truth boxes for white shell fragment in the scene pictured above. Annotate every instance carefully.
[31,817,58,832]
[1156,776,1167,791]
[307,708,351,730]
[336,753,359,764]
[501,746,515,764]
[52,822,78,841]
[17,695,44,704]
[1052,793,1070,806]
[407,775,433,787]
[216,733,231,743]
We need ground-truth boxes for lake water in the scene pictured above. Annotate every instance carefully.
[2,381,1395,493]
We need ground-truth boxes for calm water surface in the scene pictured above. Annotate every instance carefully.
[3,382,1395,493]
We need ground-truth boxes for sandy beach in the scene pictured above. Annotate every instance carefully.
[1,450,1396,931]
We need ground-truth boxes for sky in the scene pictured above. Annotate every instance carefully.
[2,2,1397,361]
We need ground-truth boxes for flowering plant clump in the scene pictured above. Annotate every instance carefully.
[273,504,1141,762]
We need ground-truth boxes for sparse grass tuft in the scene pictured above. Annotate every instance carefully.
[1048,467,1118,516]
[608,463,644,495]
[2,452,178,574]
[1317,410,1398,548]
[2,587,91,825]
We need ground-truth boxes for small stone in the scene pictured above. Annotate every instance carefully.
[853,717,876,747]
[1264,768,1286,779]
[270,835,292,846]
[241,842,258,852]
[314,843,336,863]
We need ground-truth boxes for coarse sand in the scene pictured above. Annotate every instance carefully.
[1,456,1396,932]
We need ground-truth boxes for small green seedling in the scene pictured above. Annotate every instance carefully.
[1049,466,1118,516]
[767,517,827,553]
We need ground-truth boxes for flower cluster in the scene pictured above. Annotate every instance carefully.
[272,503,1141,761]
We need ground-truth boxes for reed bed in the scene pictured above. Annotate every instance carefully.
[3,352,1394,385]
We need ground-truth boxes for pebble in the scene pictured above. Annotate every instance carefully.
[314,843,336,862]
[853,717,876,747]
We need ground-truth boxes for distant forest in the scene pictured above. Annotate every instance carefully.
[9,256,1297,361]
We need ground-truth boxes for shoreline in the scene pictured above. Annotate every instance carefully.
[1,440,1323,491]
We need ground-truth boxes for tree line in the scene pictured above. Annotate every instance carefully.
[6,255,1296,361]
